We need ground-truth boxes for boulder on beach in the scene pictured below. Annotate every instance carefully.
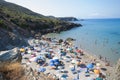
[0,48,22,63]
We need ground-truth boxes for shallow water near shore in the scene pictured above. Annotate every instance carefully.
[46,18,120,64]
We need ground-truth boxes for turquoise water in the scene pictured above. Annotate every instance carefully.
[46,19,120,64]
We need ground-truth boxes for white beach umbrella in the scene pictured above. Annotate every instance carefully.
[71,59,76,64]
[29,57,37,62]
[96,63,101,67]
[53,57,59,60]
[28,50,32,54]
[49,49,53,52]
[35,39,39,44]
[69,65,74,68]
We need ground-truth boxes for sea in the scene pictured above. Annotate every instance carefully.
[46,18,120,64]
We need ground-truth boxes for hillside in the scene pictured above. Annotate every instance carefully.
[0,0,81,51]
[48,16,79,21]
[57,17,79,21]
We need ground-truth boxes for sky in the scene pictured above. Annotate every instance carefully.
[5,0,120,19]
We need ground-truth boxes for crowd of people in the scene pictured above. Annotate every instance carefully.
[20,36,107,80]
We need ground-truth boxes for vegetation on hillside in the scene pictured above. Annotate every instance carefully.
[0,62,55,80]
[0,62,24,80]
[0,0,76,32]
[0,0,81,51]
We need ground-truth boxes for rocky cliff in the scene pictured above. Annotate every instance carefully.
[0,28,28,50]
[0,48,22,63]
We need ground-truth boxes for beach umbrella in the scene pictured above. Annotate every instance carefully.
[96,63,101,67]
[87,63,94,69]
[28,50,32,54]
[31,54,36,57]
[35,55,45,63]
[63,57,67,60]
[49,63,55,66]
[53,57,59,60]
[76,49,81,53]
[76,61,81,65]
[37,55,45,61]
[35,40,39,43]
[71,59,76,64]
[66,47,71,51]
[61,74,68,80]
[69,65,74,68]
[94,69,100,74]
[49,59,54,63]
[29,57,37,62]
[49,49,53,52]
[54,59,59,62]
[54,61,60,65]
[38,67,46,72]
[58,66,64,69]
[20,48,25,52]
[53,57,59,62]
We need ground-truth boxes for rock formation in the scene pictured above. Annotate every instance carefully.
[0,48,22,63]
[0,28,28,51]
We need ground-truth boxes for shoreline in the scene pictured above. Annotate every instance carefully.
[45,33,117,66]
[80,49,114,66]
[22,36,113,79]
[0,36,114,80]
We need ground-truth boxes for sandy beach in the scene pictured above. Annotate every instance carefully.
[20,36,113,80]
[0,1,119,80]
